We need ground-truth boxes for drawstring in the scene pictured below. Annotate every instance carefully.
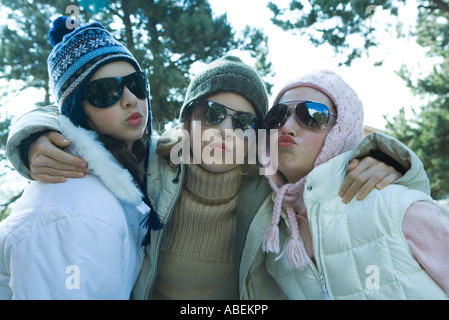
[140,142,164,248]
[140,195,164,248]
[172,166,181,183]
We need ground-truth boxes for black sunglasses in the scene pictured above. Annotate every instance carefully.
[265,100,337,131]
[189,100,262,131]
[83,71,149,108]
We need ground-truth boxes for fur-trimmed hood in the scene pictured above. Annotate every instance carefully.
[58,115,145,207]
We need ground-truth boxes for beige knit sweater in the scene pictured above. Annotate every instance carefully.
[152,164,242,300]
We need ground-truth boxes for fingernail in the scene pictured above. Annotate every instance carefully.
[376,183,383,189]
[78,161,87,168]
[342,196,349,203]
[356,192,363,200]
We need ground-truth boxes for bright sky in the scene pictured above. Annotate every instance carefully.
[208,0,440,130]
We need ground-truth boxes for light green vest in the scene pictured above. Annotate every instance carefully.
[267,151,448,300]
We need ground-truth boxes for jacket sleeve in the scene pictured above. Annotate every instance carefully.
[348,132,431,195]
[8,212,128,300]
[7,105,61,180]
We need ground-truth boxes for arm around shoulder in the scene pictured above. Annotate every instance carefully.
[7,105,61,179]
[348,132,430,195]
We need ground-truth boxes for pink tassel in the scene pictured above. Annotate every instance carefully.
[263,224,280,253]
[285,238,309,270]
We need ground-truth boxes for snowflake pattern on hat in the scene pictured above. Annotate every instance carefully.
[48,24,137,108]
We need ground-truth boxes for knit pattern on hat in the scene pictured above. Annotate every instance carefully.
[47,16,141,125]
[263,70,364,269]
[180,55,268,122]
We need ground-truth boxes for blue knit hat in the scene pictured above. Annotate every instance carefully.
[47,16,149,128]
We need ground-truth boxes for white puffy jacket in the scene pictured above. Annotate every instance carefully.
[0,116,149,299]
[266,150,449,300]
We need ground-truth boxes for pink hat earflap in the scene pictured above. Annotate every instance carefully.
[279,205,309,269]
[262,183,289,253]
[264,178,309,270]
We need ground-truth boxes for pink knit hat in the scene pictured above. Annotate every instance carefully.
[263,70,364,269]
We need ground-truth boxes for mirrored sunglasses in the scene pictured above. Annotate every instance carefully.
[190,100,262,131]
[265,100,337,131]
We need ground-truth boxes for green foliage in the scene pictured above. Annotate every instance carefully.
[268,0,405,66]
[386,3,449,198]
[0,116,12,152]
[237,26,275,94]
[0,0,59,105]
[0,115,13,182]
[386,95,449,199]
[0,207,11,222]
[0,115,17,221]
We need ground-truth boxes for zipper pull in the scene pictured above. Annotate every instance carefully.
[323,288,331,300]
[320,276,331,300]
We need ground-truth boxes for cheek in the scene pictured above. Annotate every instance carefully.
[190,121,214,161]
[85,108,117,134]
[303,132,327,163]
[190,121,201,150]
[235,137,248,156]
[139,100,149,121]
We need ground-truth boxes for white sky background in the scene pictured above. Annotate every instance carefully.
[208,0,440,129]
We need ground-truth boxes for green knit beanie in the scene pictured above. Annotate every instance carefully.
[180,55,268,123]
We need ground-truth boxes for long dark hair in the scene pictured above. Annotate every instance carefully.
[96,132,149,185]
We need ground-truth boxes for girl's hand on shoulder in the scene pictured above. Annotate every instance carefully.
[29,131,90,183]
[338,156,402,203]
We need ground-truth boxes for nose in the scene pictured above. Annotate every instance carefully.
[120,86,139,108]
[280,110,298,136]
[215,115,234,130]
[215,116,235,139]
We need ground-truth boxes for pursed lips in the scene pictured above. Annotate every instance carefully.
[126,111,143,126]
[208,141,228,154]
[278,135,296,148]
